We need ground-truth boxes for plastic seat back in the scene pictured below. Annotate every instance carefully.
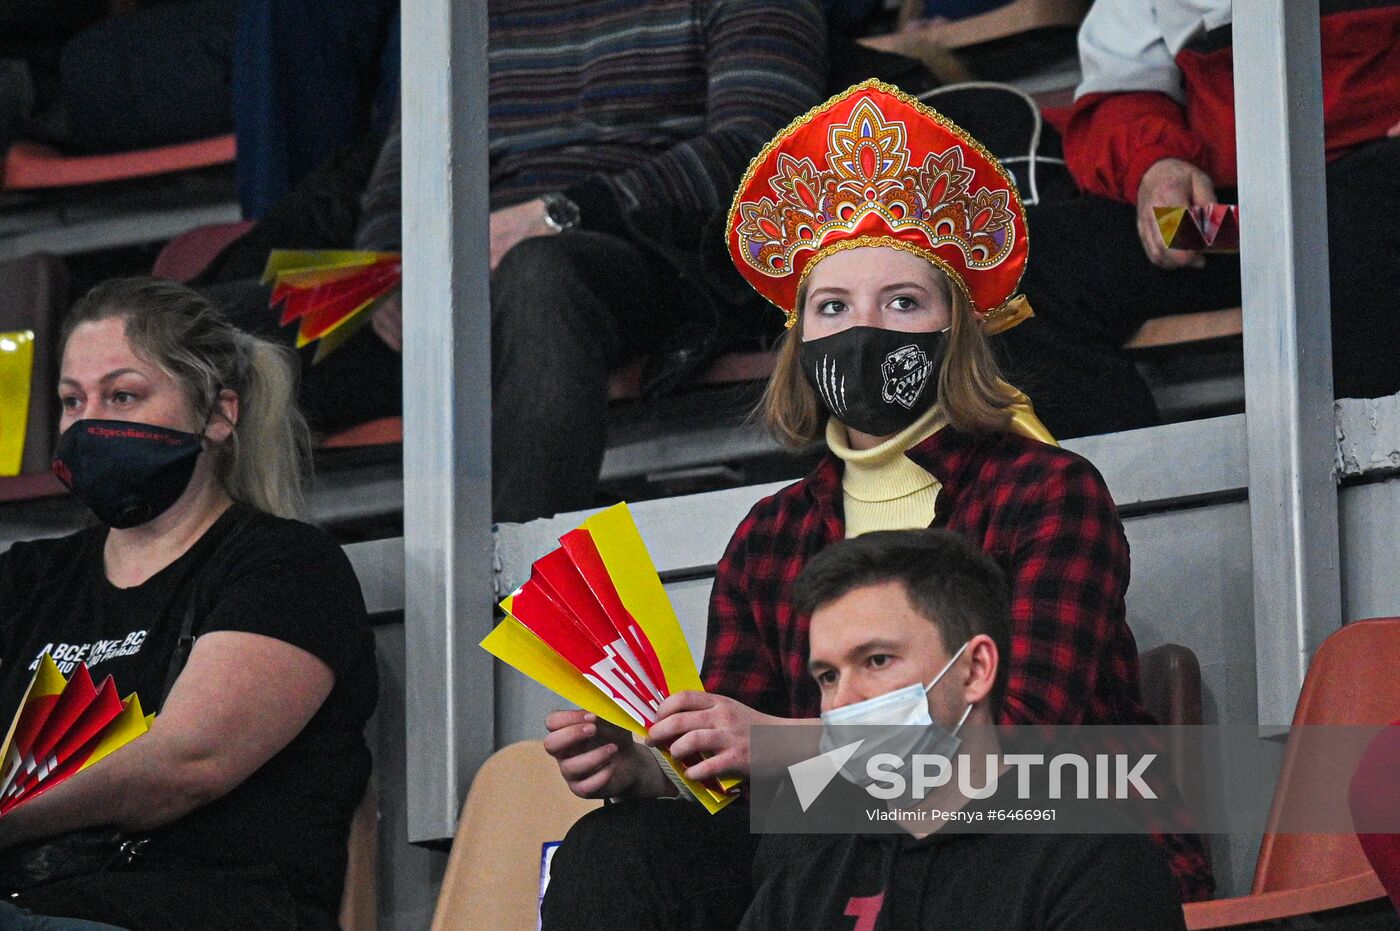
[1138,643,1206,814]
[432,741,599,930]
[1253,618,1400,894]
[340,777,379,931]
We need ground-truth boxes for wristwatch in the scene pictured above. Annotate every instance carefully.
[541,192,581,233]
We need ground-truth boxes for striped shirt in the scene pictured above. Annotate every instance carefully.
[357,0,826,250]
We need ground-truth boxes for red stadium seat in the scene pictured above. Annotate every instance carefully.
[1183,618,1400,928]
[152,220,255,283]
[1,134,235,191]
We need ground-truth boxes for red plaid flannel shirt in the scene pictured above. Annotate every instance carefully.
[702,427,1214,901]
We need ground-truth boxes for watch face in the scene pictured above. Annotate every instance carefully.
[545,195,580,231]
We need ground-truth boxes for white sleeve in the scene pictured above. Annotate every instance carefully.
[1074,0,1184,102]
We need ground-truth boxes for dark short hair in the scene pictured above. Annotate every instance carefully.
[792,529,1012,714]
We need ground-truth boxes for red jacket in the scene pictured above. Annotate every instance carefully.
[1065,4,1400,203]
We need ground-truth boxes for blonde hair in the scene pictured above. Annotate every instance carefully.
[63,277,312,521]
[760,265,1017,447]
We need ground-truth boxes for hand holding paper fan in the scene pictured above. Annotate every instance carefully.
[482,503,742,812]
[1154,204,1239,253]
[262,250,402,362]
[0,654,150,813]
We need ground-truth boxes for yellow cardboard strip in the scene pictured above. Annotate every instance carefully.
[260,250,390,283]
[78,692,149,772]
[583,504,705,696]
[483,609,644,738]
[483,605,736,813]
[1153,206,1186,249]
[0,330,36,477]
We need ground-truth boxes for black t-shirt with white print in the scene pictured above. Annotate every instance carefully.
[0,503,378,921]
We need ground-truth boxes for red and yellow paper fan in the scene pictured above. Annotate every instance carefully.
[0,654,150,813]
[0,330,35,476]
[482,503,742,813]
[262,250,402,362]
[727,78,1030,333]
[1154,204,1239,253]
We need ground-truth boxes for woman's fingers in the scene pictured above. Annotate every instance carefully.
[545,709,590,733]
[543,719,599,760]
[556,740,620,782]
[667,727,728,762]
[683,748,741,783]
[646,709,713,747]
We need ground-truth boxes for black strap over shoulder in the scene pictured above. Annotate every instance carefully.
[159,506,259,706]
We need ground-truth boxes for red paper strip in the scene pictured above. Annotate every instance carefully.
[5,676,122,804]
[511,578,663,727]
[560,529,671,697]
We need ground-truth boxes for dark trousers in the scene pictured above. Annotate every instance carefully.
[998,137,1400,439]
[233,0,398,217]
[541,799,760,931]
[490,230,687,523]
[9,862,326,931]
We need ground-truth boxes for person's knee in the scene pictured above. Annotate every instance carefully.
[558,799,667,857]
[552,798,709,880]
[492,235,590,305]
[491,234,620,362]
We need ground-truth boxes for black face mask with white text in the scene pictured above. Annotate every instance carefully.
[52,419,203,529]
[799,326,946,437]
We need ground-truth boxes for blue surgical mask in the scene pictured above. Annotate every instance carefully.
[819,641,974,788]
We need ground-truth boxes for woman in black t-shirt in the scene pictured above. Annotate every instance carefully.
[0,278,378,931]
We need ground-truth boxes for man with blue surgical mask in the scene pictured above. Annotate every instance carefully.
[740,529,1187,930]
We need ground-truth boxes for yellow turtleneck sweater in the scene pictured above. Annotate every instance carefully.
[827,405,947,539]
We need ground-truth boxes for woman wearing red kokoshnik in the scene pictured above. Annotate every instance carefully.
[540,81,1213,930]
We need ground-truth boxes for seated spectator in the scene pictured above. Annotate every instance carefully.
[539,82,1210,930]
[996,0,1400,438]
[0,0,105,146]
[200,0,829,524]
[2,1,236,155]
[0,278,377,930]
[739,528,1187,930]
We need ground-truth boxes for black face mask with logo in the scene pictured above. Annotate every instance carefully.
[799,326,946,437]
[52,419,204,529]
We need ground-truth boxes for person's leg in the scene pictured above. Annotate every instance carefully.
[1322,137,1400,401]
[0,901,127,931]
[490,231,685,523]
[541,799,758,931]
[234,0,398,217]
[58,0,236,154]
[201,278,401,432]
[998,195,1243,438]
[11,865,304,931]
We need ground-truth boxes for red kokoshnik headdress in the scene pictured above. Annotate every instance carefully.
[727,79,1032,332]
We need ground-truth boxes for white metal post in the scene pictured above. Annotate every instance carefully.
[401,0,494,841]
[1232,0,1340,725]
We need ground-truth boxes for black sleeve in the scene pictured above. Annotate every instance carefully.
[197,518,370,679]
[0,546,16,660]
[1044,834,1187,931]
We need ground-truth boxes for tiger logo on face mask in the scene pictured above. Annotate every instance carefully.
[880,345,934,410]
